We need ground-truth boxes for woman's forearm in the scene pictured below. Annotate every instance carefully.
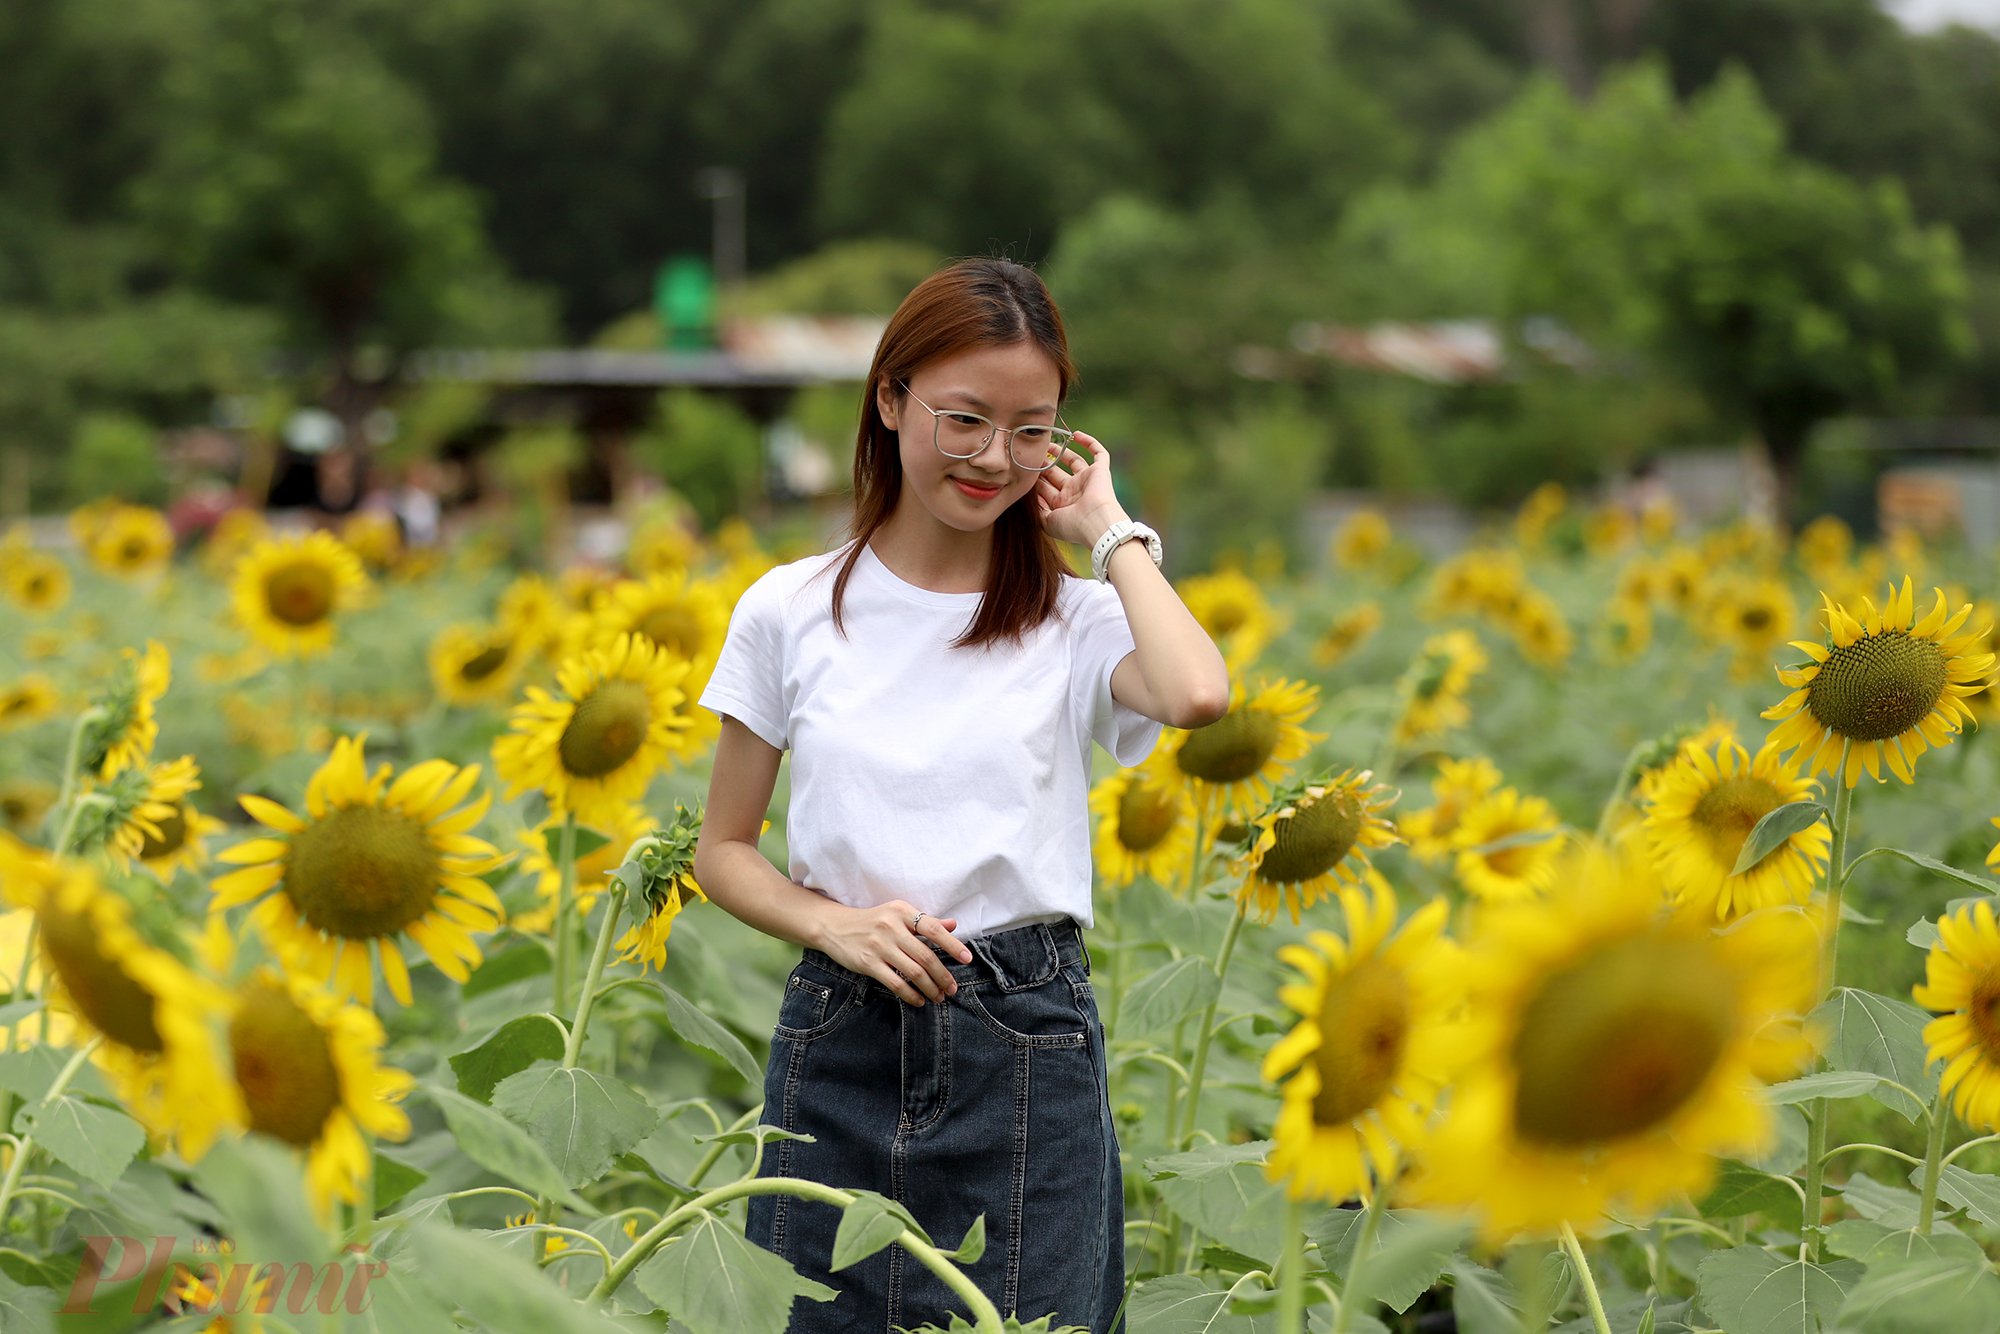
[693,838,840,951]
[1085,503,1230,729]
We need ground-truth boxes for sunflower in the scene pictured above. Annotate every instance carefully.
[67,498,120,550]
[1642,739,1828,922]
[1159,677,1323,824]
[1233,771,1400,924]
[1957,601,2000,721]
[1311,602,1382,669]
[1594,597,1652,664]
[1508,590,1573,668]
[211,736,507,1005]
[1411,838,1817,1238]
[1515,482,1565,549]
[227,968,412,1215]
[627,520,699,577]
[1583,506,1635,557]
[492,634,700,829]
[1425,549,1523,621]
[87,505,175,578]
[0,836,241,1158]
[5,550,70,613]
[1452,788,1565,902]
[587,571,731,734]
[1397,630,1487,743]
[1795,515,1853,580]
[1652,547,1707,617]
[0,674,59,731]
[1177,569,1280,673]
[86,755,204,873]
[0,779,55,838]
[1640,497,1677,546]
[612,803,713,972]
[1763,577,1994,787]
[1262,874,1464,1202]
[81,640,170,778]
[1913,900,2000,1129]
[230,531,368,658]
[428,623,525,707]
[1331,511,1392,570]
[509,803,656,933]
[1399,757,1503,865]
[1089,758,1198,890]
[339,511,402,571]
[497,572,566,657]
[1709,578,1797,677]
[200,507,271,577]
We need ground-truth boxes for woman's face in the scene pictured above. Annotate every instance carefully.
[876,340,1063,534]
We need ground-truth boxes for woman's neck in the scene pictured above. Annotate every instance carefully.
[867,491,995,595]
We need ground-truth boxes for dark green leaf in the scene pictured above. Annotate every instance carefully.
[16,1094,143,1187]
[489,1061,662,1188]
[1763,1071,1882,1104]
[1809,989,1935,1120]
[449,1013,568,1103]
[831,1189,927,1270]
[634,1213,836,1334]
[1119,956,1222,1039]
[418,1083,596,1214]
[463,942,554,999]
[1731,802,1827,876]
[1832,1255,2000,1334]
[1447,1260,1519,1334]
[652,982,764,1085]
[374,1153,428,1213]
[568,827,613,860]
[1148,1141,1286,1264]
[1825,1220,1985,1267]
[1124,1274,1273,1332]
[1695,1245,1861,1334]
[1861,849,2000,897]
[1306,1209,1465,1314]
[1200,1244,1268,1275]
[952,1214,986,1265]
[1698,1161,1805,1234]
[1838,1173,1933,1228]
[1920,1164,2000,1229]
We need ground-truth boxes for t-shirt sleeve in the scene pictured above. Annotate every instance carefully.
[699,569,790,751]
[1069,578,1163,768]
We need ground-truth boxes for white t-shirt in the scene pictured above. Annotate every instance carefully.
[698,541,1162,938]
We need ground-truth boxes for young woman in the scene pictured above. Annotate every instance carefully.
[692,257,1228,1333]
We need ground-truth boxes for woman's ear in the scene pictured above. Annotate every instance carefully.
[875,377,901,431]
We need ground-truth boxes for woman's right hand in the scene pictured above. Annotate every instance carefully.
[815,900,972,1007]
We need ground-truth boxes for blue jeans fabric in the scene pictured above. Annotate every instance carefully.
[746,918,1125,1333]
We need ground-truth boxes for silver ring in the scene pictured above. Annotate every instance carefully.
[909,911,926,932]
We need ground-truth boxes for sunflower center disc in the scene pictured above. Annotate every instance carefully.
[1510,936,1736,1146]
[230,979,342,1147]
[284,805,442,938]
[1206,602,1248,635]
[1258,791,1364,884]
[264,560,337,627]
[1176,708,1280,784]
[1806,631,1948,742]
[1690,775,1784,869]
[559,679,653,778]
[1311,957,1411,1123]
[459,644,510,683]
[39,898,163,1052]
[1740,607,1772,632]
[1116,783,1180,852]
[121,538,147,563]
[139,806,189,860]
[638,606,704,659]
[1969,974,2000,1063]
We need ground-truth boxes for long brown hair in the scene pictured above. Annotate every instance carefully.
[825,257,1079,650]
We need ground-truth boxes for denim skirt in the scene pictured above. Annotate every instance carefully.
[746,918,1125,1333]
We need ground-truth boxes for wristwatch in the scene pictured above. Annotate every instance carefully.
[1091,519,1163,583]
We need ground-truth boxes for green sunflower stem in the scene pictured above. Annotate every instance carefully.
[1374,669,1415,781]
[553,812,578,1013]
[11,918,38,1030]
[1918,1092,1949,1235]
[1801,1098,1830,1262]
[563,883,625,1070]
[1276,1193,1308,1334]
[54,705,105,821]
[0,1036,100,1231]
[1559,1222,1612,1334]
[1178,897,1249,1149]
[1819,742,1855,1003]
[1593,739,1651,843]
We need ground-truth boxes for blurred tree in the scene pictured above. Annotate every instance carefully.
[65,413,166,507]
[632,390,766,532]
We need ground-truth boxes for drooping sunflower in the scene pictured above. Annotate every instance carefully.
[509,803,656,933]
[81,639,170,778]
[227,968,412,1215]
[87,505,175,578]
[612,803,712,972]
[1399,756,1503,865]
[0,674,59,731]
[1262,874,1464,1202]
[1397,630,1487,743]
[1709,578,1797,678]
[428,623,525,707]
[1411,838,1817,1238]
[1311,602,1383,669]
[1233,771,1400,924]
[5,550,70,613]
[0,836,241,1158]
[1177,569,1280,673]
[1643,739,1829,922]
[1914,899,2000,1130]
[1331,511,1392,570]
[587,571,730,733]
[1160,677,1323,824]
[230,531,368,658]
[492,634,699,829]
[1763,577,1995,787]
[212,736,507,1005]
[83,755,204,872]
[1088,758,1198,890]
[1452,788,1565,902]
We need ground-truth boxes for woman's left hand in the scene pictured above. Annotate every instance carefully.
[1033,431,1124,548]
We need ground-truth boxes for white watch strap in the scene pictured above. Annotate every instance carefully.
[1092,520,1162,582]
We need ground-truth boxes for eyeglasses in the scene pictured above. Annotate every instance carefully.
[903,388,1073,472]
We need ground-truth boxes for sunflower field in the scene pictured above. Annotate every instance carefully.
[8,487,2000,1334]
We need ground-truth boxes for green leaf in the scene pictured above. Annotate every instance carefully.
[448,1012,568,1103]
[1731,802,1827,876]
[568,826,613,860]
[1809,989,1936,1120]
[1119,956,1223,1039]
[15,1094,143,1187]
[1694,1246,1861,1334]
[634,1213,837,1334]
[1839,902,1882,926]
[830,1189,930,1270]
[409,1221,632,1334]
[1763,1070,1883,1104]
[693,1125,816,1148]
[374,1153,428,1213]
[1857,848,2000,897]
[1200,1244,1269,1275]
[0,1000,43,1028]
[1305,1209,1465,1314]
[1748,1104,1811,1176]
[1906,917,1942,951]
[0,1268,55,1334]
[489,1061,663,1188]
[1124,1274,1274,1332]
[1447,1260,1520,1334]
[190,1134,335,1276]
[1825,1220,1986,1267]
[1832,1255,2000,1334]
[1919,1164,2000,1229]
[1148,1141,1287,1264]
[418,1083,597,1214]
[952,1214,986,1265]
[652,982,764,1085]
[1837,1173,1935,1229]
[0,1043,110,1104]
[1698,1160,1805,1234]
[463,942,554,999]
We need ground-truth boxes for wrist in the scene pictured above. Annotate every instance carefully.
[1078,503,1130,549]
